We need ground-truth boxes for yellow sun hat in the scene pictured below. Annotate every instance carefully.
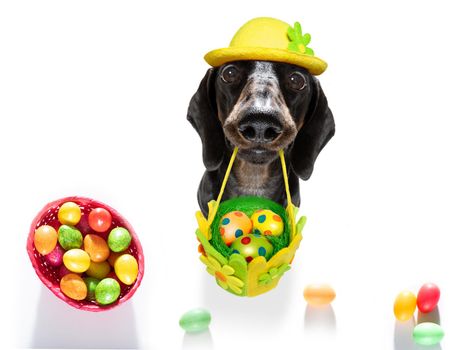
[204,17,327,75]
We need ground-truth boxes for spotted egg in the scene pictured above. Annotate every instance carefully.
[251,209,284,237]
[219,211,253,246]
[230,234,273,263]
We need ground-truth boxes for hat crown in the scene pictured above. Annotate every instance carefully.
[229,17,290,50]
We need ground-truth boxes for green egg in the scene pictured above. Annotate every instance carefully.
[58,225,83,250]
[108,227,132,252]
[179,308,211,333]
[95,278,121,305]
[83,277,100,301]
[413,322,444,346]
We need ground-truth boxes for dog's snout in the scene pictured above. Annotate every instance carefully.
[238,113,283,143]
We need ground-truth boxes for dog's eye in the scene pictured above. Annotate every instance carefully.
[221,65,240,84]
[287,72,307,91]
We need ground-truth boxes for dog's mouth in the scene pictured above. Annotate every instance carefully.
[236,147,278,164]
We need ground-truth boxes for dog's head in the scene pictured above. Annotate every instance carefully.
[187,60,335,180]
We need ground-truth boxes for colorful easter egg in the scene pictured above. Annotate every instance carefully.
[393,290,417,321]
[86,260,111,280]
[231,234,273,263]
[60,273,87,301]
[84,234,110,262]
[108,227,131,252]
[83,277,100,301]
[58,202,82,226]
[34,225,58,255]
[114,254,138,285]
[303,284,336,306]
[44,244,65,267]
[413,322,444,346]
[88,207,112,233]
[179,308,211,333]
[251,209,284,236]
[417,283,440,313]
[63,249,91,273]
[95,278,121,305]
[58,225,83,250]
[219,211,253,246]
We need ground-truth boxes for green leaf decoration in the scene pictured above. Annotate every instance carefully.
[287,21,315,56]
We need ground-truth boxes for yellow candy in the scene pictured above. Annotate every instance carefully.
[303,284,336,306]
[60,273,87,301]
[86,260,111,280]
[394,290,417,321]
[251,209,284,236]
[58,202,82,226]
[114,254,138,285]
[63,249,91,273]
[34,225,58,255]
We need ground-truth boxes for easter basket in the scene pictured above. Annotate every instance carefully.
[195,148,306,297]
[27,196,144,311]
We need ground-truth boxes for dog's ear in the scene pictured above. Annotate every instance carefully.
[290,78,335,180]
[187,68,225,171]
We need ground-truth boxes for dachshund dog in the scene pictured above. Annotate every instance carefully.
[188,61,335,216]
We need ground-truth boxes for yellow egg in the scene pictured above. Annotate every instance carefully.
[86,260,111,280]
[303,284,336,306]
[114,254,138,285]
[63,249,91,273]
[394,290,417,321]
[34,225,58,255]
[58,202,82,225]
[251,209,284,236]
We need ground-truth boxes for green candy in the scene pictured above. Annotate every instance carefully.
[108,227,131,252]
[83,277,100,301]
[413,322,444,346]
[179,308,211,333]
[58,225,83,250]
[95,278,121,305]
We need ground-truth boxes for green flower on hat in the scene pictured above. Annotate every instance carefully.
[287,22,314,56]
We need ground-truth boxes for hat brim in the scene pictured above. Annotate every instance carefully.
[204,47,327,76]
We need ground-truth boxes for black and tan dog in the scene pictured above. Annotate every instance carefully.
[188,60,335,215]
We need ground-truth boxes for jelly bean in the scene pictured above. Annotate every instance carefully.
[63,249,91,273]
[44,245,65,267]
[230,234,273,263]
[303,284,336,306]
[83,234,110,262]
[34,225,58,255]
[219,211,252,246]
[393,290,417,321]
[108,227,131,252]
[179,308,211,333]
[59,265,74,279]
[58,202,82,226]
[251,209,284,236]
[60,273,87,301]
[114,254,138,285]
[86,260,111,280]
[413,322,444,346]
[88,207,112,233]
[417,283,440,313]
[83,277,100,301]
[95,278,121,305]
[58,225,83,250]
[107,250,128,267]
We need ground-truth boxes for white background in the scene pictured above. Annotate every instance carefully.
[1,0,466,349]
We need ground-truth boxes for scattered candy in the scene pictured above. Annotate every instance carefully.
[86,260,111,280]
[63,249,91,273]
[413,322,444,346]
[34,225,58,255]
[84,277,100,301]
[417,283,440,313]
[108,227,132,252]
[60,273,87,301]
[251,209,284,236]
[44,245,65,267]
[219,211,252,246]
[84,234,110,262]
[58,225,83,250]
[394,290,417,321]
[231,234,273,263]
[179,308,211,333]
[88,207,112,233]
[303,284,336,306]
[58,202,82,226]
[95,278,121,305]
[114,254,138,285]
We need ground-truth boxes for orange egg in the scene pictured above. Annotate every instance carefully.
[219,211,253,246]
[303,284,336,306]
[60,273,87,300]
[34,225,58,255]
[84,234,110,262]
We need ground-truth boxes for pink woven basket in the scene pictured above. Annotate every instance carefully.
[27,196,144,312]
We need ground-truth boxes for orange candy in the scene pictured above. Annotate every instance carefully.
[34,225,58,255]
[84,234,110,262]
[60,273,87,300]
[303,284,336,306]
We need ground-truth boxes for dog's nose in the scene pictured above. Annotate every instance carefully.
[238,113,283,143]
